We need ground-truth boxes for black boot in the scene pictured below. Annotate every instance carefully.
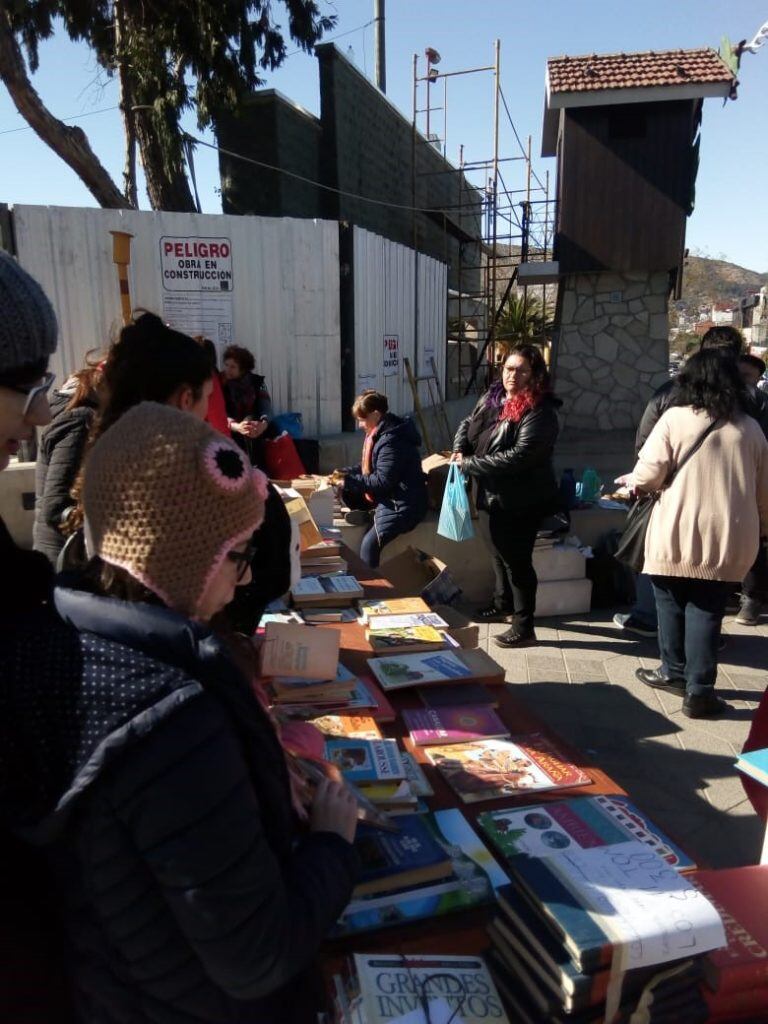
[493,622,537,649]
[683,692,729,719]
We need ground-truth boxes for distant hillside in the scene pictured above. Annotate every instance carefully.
[679,255,768,311]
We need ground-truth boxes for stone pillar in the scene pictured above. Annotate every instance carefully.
[554,271,670,431]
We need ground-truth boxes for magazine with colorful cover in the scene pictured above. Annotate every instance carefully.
[424,734,592,804]
[478,794,694,870]
[367,651,474,691]
[325,738,406,782]
[333,808,509,936]
[349,953,510,1024]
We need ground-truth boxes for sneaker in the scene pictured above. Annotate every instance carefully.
[475,604,512,623]
[683,693,729,719]
[612,613,657,638]
[493,626,537,649]
[635,668,686,695]
[344,509,371,526]
[735,597,762,626]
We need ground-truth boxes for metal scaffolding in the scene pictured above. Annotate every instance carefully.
[411,39,556,397]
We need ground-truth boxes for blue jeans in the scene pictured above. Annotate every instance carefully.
[360,506,425,569]
[651,576,730,696]
[631,572,658,629]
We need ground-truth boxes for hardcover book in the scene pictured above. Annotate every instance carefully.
[691,864,768,994]
[424,734,592,804]
[348,953,510,1024]
[325,738,406,782]
[478,794,694,870]
[352,813,454,897]
[403,705,509,746]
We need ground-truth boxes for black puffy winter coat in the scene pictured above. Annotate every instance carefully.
[343,414,427,525]
[0,587,358,1024]
[454,392,561,513]
[33,388,97,564]
[635,377,768,455]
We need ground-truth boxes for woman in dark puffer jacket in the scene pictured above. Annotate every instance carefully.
[1,403,358,1024]
[331,390,427,568]
[33,363,100,565]
[453,344,561,649]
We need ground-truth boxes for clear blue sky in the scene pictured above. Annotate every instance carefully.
[1,0,766,272]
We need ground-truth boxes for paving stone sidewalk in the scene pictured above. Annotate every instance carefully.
[469,608,768,869]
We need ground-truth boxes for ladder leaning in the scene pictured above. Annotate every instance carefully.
[403,356,453,454]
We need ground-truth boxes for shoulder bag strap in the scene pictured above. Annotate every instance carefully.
[665,417,720,488]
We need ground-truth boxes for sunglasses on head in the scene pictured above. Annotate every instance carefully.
[0,371,55,415]
[227,542,256,581]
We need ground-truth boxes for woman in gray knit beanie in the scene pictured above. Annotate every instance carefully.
[0,250,58,472]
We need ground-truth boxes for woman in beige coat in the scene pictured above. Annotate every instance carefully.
[631,348,768,718]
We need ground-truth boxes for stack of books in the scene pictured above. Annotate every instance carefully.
[691,863,768,1021]
[328,952,511,1024]
[300,535,348,576]
[292,574,364,607]
[333,807,510,937]
[482,837,726,1022]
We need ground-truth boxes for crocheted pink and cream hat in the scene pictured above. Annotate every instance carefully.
[83,402,267,617]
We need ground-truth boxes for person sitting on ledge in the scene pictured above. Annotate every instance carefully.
[330,389,427,569]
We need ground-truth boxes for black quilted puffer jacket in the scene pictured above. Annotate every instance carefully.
[0,587,358,1024]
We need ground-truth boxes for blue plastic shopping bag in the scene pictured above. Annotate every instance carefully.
[437,463,474,542]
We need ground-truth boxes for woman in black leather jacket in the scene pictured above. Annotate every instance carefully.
[453,344,561,648]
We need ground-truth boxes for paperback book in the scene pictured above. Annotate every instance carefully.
[260,621,339,680]
[367,625,451,656]
[403,705,509,746]
[343,953,510,1024]
[325,738,406,782]
[311,715,382,740]
[424,734,592,804]
[734,747,768,787]
[351,812,454,897]
[358,597,431,621]
[292,575,364,606]
[367,650,474,690]
[478,794,694,870]
[366,611,449,631]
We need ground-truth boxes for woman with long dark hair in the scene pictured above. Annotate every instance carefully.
[633,348,768,718]
[453,344,561,648]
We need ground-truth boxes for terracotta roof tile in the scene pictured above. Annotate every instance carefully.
[547,48,733,95]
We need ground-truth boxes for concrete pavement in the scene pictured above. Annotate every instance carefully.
[466,606,767,869]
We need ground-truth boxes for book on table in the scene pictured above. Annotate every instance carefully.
[325,738,406,782]
[291,575,364,606]
[358,596,431,622]
[366,625,453,656]
[365,611,449,631]
[260,621,340,680]
[339,952,510,1024]
[351,813,454,897]
[269,663,357,705]
[423,733,592,804]
[400,751,434,797]
[403,705,510,746]
[690,864,768,996]
[367,648,504,691]
[354,779,416,809]
[310,714,382,740]
[418,681,499,709]
[301,607,358,623]
[477,794,695,871]
[334,807,509,936]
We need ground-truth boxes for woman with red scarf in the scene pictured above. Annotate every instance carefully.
[452,345,561,648]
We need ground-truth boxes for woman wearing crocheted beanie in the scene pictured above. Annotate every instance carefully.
[1,402,358,1023]
[452,344,562,649]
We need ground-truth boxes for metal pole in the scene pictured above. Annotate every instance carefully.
[374,0,386,92]
[489,38,501,379]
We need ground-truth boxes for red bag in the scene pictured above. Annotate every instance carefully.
[263,432,306,479]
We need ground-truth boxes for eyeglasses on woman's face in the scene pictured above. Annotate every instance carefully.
[226,542,256,582]
[0,371,56,416]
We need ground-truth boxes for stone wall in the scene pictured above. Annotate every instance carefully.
[554,270,670,431]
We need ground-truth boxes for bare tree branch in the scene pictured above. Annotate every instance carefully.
[0,6,132,209]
